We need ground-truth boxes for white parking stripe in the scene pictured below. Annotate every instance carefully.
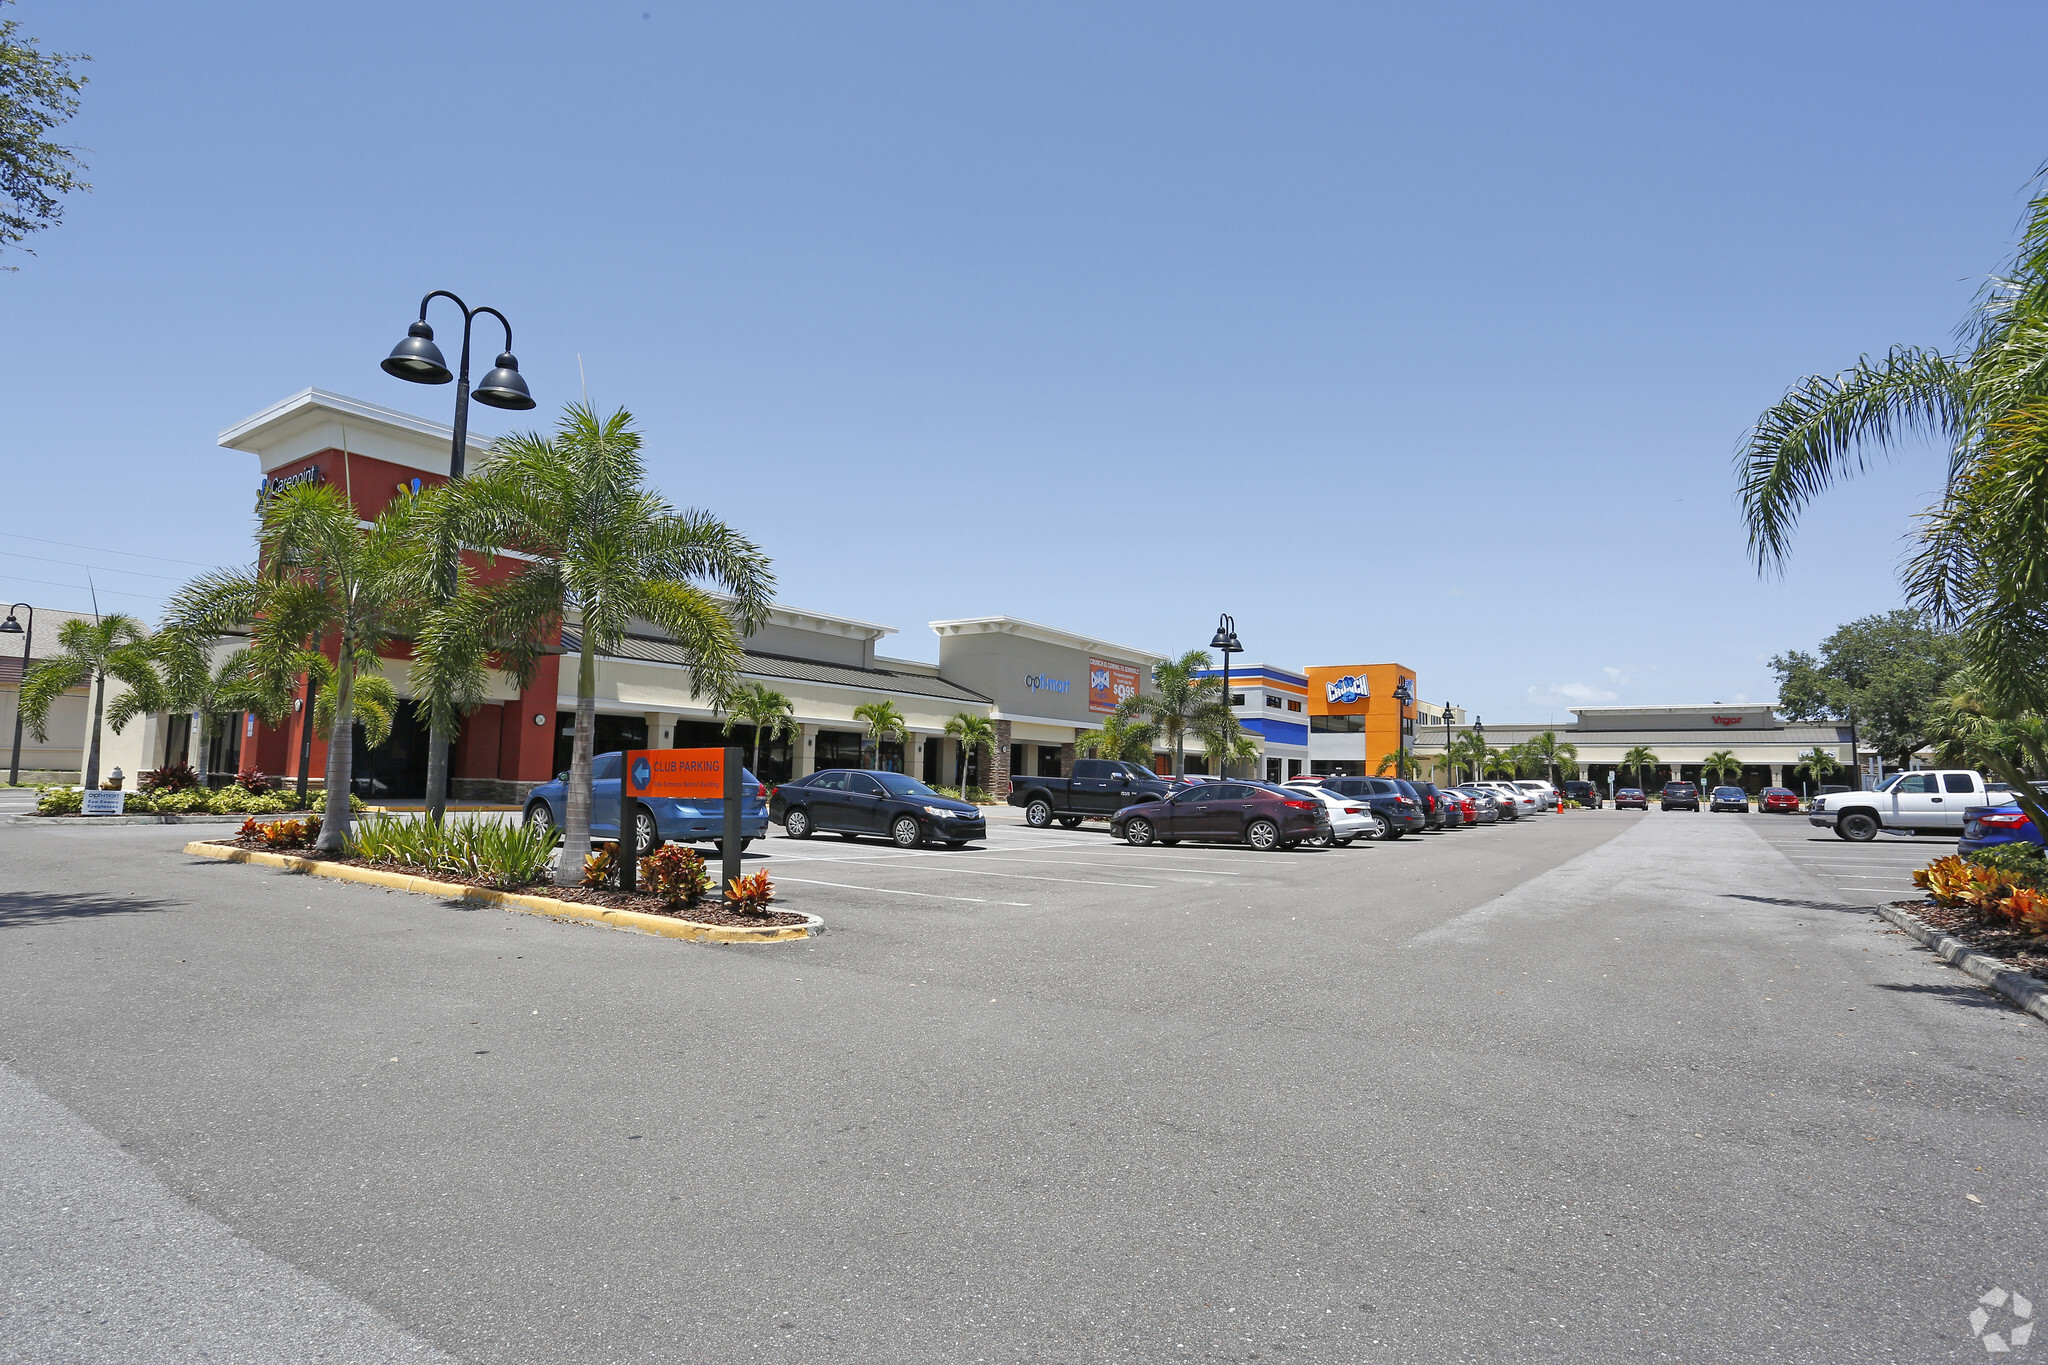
[770,876,1027,907]
[770,857,1159,889]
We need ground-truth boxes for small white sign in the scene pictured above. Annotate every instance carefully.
[80,790,126,816]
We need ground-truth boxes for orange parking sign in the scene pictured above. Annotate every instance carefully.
[626,748,726,800]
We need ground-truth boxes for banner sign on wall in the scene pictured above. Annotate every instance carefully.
[1088,658,1142,714]
[625,748,726,801]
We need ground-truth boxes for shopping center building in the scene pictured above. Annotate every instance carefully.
[1192,663,1310,781]
[89,389,1166,802]
[1408,703,1856,792]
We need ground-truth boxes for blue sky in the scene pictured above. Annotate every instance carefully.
[5,2,2045,721]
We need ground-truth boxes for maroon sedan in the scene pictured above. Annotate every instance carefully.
[1110,781,1330,850]
[1760,787,1800,813]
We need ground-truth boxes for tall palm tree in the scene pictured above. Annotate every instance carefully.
[719,680,797,777]
[457,404,775,884]
[944,712,999,793]
[1926,669,2048,829]
[1074,713,1157,763]
[1701,749,1742,790]
[1195,709,1257,778]
[1115,648,1226,778]
[853,699,908,771]
[1737,175,2048,722]
[1523,730,1580,787]
[163,483,415,851]
[17,614,155,790]
[147,637,274,787]
[1618,744,1659,790]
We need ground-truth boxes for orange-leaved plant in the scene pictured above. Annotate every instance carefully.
[724,868,774,915]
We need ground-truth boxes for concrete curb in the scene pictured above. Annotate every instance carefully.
[1875,902,2048,1023]
[181,841,823,944]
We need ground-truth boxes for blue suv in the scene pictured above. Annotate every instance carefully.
[523,751,770,857]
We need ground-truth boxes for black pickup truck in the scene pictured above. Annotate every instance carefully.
[1009,758,1177,828]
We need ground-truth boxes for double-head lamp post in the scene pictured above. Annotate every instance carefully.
[380,291,537,821]
[1209,613,1241,778]
[2,603,32,786]
[1474,715,1485,779]
[1390,676,1414,777]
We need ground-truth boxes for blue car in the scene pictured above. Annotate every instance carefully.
[1959,802,2044,855]
[522,751,770,857]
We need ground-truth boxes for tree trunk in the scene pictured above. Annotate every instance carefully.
[189,709,207,788]
[314,660,355,853]
[753,722,764,778]
[83,667,105,791]
[425,722,451,823]
[556,636,598,886]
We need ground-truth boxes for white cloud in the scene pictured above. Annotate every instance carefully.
[1602,666,1632,686]
[1526,681,1620,706]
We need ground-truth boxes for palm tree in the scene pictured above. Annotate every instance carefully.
[1737,175,2048,723]
[458,403,775,884]
[1195,708,1258,778]
[1701,749,1743,791]
[1926,670,2048,830]
[1523,730,1580,787]
[162,483,415,851]
[1376,746,1426,780]
[1115,649,1227,778]
[147,636,274,788]
[17,614,155,790]
[719,681,797,777]
[853,699,908,771]
[944,712,999,793]
[1793,746,1845,790]
[1443,730,1490,785]
[1618,744,1659,790]
[1074,713,1158,763]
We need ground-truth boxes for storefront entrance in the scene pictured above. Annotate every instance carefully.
[352,700,432,799]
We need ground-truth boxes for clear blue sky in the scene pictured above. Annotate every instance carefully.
[6,2,2044,721]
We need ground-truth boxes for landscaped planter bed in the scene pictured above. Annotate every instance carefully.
[1891,898,2048,984]
[187,835,818,939]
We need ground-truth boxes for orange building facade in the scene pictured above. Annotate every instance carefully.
[1302,662,1417,777]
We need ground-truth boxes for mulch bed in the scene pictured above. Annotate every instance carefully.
[1891,898,2048,984]
[197,837,810,929]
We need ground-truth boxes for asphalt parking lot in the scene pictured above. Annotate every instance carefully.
[4,805,2043,1363]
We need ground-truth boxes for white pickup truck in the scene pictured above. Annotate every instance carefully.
[1808,770,1992,841]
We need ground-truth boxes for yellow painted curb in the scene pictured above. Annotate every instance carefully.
[181,841,821,943]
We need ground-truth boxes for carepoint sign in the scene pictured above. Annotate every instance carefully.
[625,748,727,801]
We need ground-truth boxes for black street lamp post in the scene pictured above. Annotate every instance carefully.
[1474,715,1485,778]
[381,291,536,820]
[1444,702,1456,784]
[1209,614,1242,778]
[1390,676,1414,777]
[2,603,32,786]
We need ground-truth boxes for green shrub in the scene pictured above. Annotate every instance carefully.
[343,813,553,888]
[1964,842,2048,890]
[965,786,993,804]
[151,788,216,814]
[931,784,962,799]
[641,844,710,907]
[35,786,81,815]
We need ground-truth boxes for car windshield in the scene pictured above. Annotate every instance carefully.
[873,773,939,798]
[1873,773,1903,792]
[1714,787,1744,798]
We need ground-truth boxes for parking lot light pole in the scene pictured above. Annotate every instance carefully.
[2,604,32,786]
[1209,613,1241,777]
[1474,716,1485,779]
[1445,702,1456,784]
[381,291,537,820]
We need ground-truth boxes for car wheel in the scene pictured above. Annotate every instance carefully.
[523,801,555,836]
[1363,812,1388,840]
[1837,811,1879,842]
[1056,815,1083,829]
[1304,830,1332,848]
[1125,817,1155,846]
[1246,819,1280,851]
[632,806,660,858]
[1385,829,1406,840]
[891,814,923,848]
[1335,837,1355,847]
[1026,799,1054,828]
[784,807,812,839]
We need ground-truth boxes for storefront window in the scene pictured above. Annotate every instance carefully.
[814,730,864,770]
[1309,715,1364,733]
[1037,745,1062,778]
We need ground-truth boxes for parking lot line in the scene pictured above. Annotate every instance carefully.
[969,855,1247,876]
[769,876,1028,907]
[766,856,1160,889]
